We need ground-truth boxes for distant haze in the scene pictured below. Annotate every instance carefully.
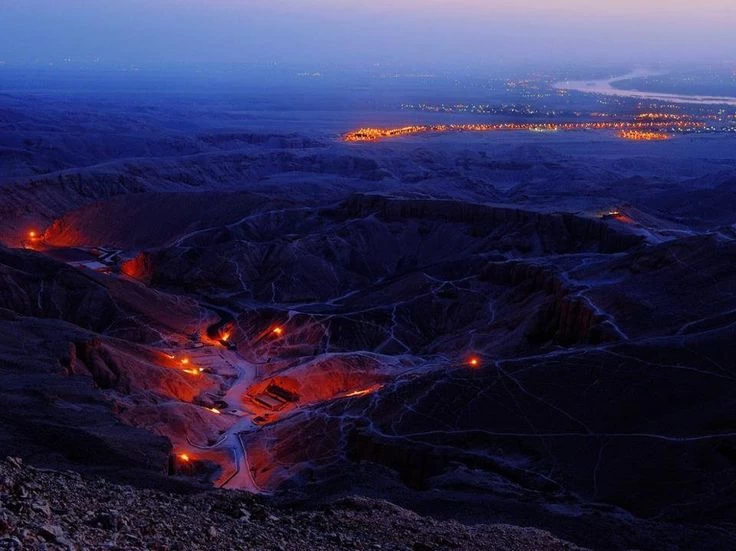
[1,0,735,69]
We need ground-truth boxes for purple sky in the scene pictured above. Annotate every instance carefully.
[1,0,734,67]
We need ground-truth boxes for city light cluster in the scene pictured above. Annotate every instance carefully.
[635,112,690,122]
[344,120,704,142]
[617,130,671,141]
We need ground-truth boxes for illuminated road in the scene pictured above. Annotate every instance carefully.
[179,345,264,492]
[203,344,266,492]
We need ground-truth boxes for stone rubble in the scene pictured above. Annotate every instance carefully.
[0,457,581,551]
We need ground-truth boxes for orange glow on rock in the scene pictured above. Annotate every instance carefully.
[183,368,200,376]
[208,408,221,415]
[468,357,481,368]
[180,357,190,365]
[344,384,383,398]
[272,327,283,336]
[179,453,191,462]
[120,254,154,282]
[614,213,635,224]
[28,231,37,239]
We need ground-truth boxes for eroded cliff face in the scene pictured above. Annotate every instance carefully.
[102,194,643,309]
[0,247,121,332]
[0,245,227,482]
[0,315,173,480]
[339,194,644,254]
[481,261,620,345]
[0,152,387,246]
[0,246,210,342]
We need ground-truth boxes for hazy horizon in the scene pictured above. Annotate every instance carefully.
[1,0,735,70]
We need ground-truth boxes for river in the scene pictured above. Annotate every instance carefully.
[553,70,736,107]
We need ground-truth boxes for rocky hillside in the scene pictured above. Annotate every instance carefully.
[0,457,580,551]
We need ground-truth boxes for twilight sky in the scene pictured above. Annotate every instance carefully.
[1,0,734,68]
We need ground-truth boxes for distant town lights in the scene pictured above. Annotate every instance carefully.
[344,119,704,142]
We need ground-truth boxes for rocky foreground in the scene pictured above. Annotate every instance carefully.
[0,457,580,551]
